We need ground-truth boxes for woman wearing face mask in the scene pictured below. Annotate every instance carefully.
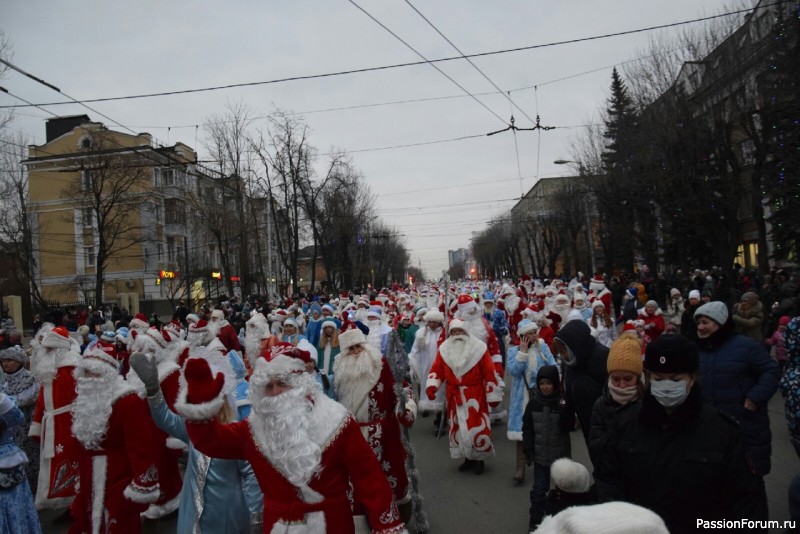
[594,334,768,533]
[587,333,643,469]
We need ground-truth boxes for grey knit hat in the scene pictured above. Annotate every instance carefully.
[694,301,729,325]
[0,345,27,364]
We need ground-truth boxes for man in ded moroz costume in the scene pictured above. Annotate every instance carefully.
[426,319,503,475]
[175,338,408,533]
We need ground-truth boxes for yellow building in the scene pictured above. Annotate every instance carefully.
[24,115,204,309]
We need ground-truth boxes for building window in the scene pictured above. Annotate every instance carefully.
[164,198,186,225]
[81,170,92,192]
[160,168,184,187]
[167,237,176,263]
[157,243,163,261]
[85,245,96,267]
[82,208,93,227]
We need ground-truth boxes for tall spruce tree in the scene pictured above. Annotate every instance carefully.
[762,6,800,262]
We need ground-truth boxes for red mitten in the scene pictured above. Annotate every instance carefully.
[426,386,437,401]
[184,358,225,405]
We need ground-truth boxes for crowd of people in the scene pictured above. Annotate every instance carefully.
[0,267,797,533]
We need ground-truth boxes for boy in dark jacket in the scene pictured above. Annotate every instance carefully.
[522,365,575,530]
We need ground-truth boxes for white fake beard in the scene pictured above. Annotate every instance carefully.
[354,309,369,323]
[504,294,520,315]
[186,331,204,348]
[555,303,571,324]
[333,346,382,411]
[245,331,265,367]
[72,374,115,450]
[366,319,383,351]
[250,380,321,487]
[30,346,56,383]
[445,335,470,367]
[204,321,221,345]
[462,314,487,342]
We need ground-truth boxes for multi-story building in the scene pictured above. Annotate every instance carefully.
[24,115,282,312]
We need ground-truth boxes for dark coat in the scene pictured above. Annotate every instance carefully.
[595,385,767,534]
[588,387,641,470]
[696,319,780,476]
[556,321,609,447]
[544,484,596,517]
[522,367,574,467]
[679,303,700,342]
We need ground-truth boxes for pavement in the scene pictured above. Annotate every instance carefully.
[39,389,796,534]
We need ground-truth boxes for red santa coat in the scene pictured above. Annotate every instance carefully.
[29,359,81,509]
[426,336,502,460]
[69,385,161,534]
[638,307,666,343]
[440,317,504,378]
[218,321,242,353]
[336,359,413,505]
[183,395,406,534]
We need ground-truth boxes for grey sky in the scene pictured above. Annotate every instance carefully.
[2,0,732,277]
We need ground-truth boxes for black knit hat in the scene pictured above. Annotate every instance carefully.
[537,364,560,385]
[644,334,699,374]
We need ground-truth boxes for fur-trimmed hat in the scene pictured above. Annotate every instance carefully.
[130,313,150,330]
[448,319,466,333]
[424,310,444,323]
[536,502,668,534]
[42,326,72,349]
[339,328,367,353]
[517,319,539,336]
[550,458,592,493]
[146,327,171,349]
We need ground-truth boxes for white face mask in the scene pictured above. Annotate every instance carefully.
[649,379,690,408]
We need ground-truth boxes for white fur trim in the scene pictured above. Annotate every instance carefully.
[123,482,160,504]
[491,353,502,364]
[425,377,442,390]
[339,328,367,353]
[91,455,107,534]
[404,396,418,420]
[165,437,188,450]
[507,430,523,441]
[270,511,325,533]
[28,421,41,438]
[486,381,502,404]
[298,485,324,504]
[0,394,14,414]
[550,457,592,493]
[439,336,487,379]
[142,492,180,519]
[174,382,225,422]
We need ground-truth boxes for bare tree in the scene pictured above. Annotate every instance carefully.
[60,129,155,304]
[0,131,45,306]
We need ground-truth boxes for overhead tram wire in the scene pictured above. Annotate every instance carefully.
[347,0,507,126]
[2,1,781,110]
[403,0,536,127]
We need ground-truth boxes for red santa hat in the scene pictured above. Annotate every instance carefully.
[589,274,606,292]
[457,294,478,312]
[130,313,150,330]
[146,327,171,349]
[79,344,119,376]
[42,326,73,349]
[163,320,184,339]
[189,319,209,335]
[267,342,311,363]
[270,310,289,323]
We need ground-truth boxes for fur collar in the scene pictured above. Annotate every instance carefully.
[439,335,487,378]
[638,307,662,317]
[56,350,81,369]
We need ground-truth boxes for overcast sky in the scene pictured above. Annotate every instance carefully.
[2,0,737,278]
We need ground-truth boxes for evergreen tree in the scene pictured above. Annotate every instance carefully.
[601,67,637,171]
[762,5,800,262]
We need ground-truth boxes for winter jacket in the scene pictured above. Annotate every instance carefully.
[522,369,574,467]
[544,485,596,518]
[732,301,765,342]
[595,385,767,533]
[696,319,780,476]
[637,307,665,342]
[779,317,800,458]
[506,341,557,441]
[679,303,701,342]
[765,329,787,362]
[555,320,609,447]
[588,386,641,470]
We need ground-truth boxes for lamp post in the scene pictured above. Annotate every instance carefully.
[554,159,596,274]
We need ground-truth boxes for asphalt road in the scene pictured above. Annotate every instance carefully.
[40,391,795,533]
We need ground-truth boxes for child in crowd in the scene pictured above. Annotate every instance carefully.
[544,457,595,517]
[766,316,790,374]
[522,365,575,531]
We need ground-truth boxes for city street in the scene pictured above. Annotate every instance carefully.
[39,385,795,533]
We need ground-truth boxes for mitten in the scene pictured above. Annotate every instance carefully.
[426,386,437,401]
[129,352,160,397]
[184,358,225,405]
